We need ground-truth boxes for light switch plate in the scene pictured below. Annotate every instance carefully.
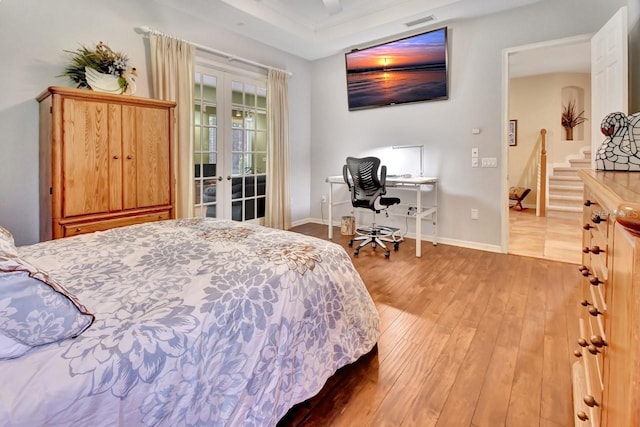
[481,157,497,168]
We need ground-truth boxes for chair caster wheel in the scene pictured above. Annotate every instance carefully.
[394,242,399,251]
[384,252,390,258]
[354,248,359,256]
[348,240,354,247]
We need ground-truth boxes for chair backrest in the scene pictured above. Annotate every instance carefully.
[343,156,387,210]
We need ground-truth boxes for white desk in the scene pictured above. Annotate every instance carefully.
[325,175,438,257]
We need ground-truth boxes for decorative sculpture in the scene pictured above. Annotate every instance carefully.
[595,111,640,171]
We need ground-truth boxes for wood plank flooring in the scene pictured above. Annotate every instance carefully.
[509,209,582,265]
[278,223,581,427]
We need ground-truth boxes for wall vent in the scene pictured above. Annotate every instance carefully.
[405,15,435,27]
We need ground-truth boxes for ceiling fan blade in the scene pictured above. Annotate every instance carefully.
[322,0,342,15]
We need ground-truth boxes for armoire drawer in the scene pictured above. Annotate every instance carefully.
[62,211,170,237]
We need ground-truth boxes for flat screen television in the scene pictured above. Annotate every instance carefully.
[345,27,448,111]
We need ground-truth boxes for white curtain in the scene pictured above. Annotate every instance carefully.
[265,69,291,230]
[149,34,195,218]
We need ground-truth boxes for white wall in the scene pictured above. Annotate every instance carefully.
[0,0,311,245]
[309,0,626,250]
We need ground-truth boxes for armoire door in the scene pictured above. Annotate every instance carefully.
[122,105,171,210]
[61,97,115,217]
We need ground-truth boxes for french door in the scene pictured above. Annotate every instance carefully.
[193,65,268,222]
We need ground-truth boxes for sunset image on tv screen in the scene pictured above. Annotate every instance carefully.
[345,27,447,110]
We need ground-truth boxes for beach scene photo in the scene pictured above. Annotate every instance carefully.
[345,28,448,110]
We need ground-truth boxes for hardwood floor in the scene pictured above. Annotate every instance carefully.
[509,208,582,265]
[279,223,580,427]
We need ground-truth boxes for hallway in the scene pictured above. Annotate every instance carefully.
[508,208,582,264]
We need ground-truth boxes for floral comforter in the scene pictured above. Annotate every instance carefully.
[0,218,379,426]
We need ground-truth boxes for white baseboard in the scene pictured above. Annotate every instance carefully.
[295,218,503,254]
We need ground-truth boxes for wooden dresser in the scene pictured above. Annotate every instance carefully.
[573,170,640,427]
[37,86,176,240]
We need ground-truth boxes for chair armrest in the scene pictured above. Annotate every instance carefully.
[343,164,352,190]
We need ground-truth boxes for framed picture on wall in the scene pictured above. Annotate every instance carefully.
[509,120,517,146]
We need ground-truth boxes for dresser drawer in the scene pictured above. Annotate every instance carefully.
[62,211,170,237]
[583,197,609,239]
[577,318,603,427]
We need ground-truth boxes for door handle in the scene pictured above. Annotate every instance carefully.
[217,176,223,181]
[226,176,232,180]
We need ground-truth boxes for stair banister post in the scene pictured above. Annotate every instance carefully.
[539,129,547,217]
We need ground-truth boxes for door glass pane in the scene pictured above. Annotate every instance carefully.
[231,177,242,200]
[257,87,267,109]
[244,199,255,221]
[232,200,242,221]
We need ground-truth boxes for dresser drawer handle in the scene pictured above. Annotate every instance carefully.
[583,395,599,407]
[590,335,606,348]
[577,338,588,347]
[578,265,590,276]
[588,306,601,317]
[591,214,605,224]
[584,200,597,207]
[580,299,591,307]
[573,349,582,358]
[583,223,593,230]
[583,246,604,255]
[76,228,81,232]
[587,344,600,355]
[589,277,602,286]
[577,411,589,421]
[113,155,120,159]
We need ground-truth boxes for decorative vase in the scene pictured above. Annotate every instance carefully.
[564,126,573,141]
[85,67,136,95]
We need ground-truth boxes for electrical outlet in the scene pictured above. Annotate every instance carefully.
[481,157,498,168]
[472,157,479,168]
[471,147,479,158]
[471,209,479,220]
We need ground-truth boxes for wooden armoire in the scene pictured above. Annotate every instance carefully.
[37,86,176,241]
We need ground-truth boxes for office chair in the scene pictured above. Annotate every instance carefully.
[343,156,402,257]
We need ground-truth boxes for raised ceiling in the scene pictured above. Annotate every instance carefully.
[151,0,591,76]
[152,0,546,60]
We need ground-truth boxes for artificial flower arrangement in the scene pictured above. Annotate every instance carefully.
[61,42,137,95]
[561,99,587,140]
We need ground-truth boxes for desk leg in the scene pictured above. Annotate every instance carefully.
[433,182,438,246]
[328,182,333,239]
[416,186,422,257]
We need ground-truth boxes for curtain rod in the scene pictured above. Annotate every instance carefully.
[136,26,293,77]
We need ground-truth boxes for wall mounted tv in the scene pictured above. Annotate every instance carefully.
[345,27,448,111]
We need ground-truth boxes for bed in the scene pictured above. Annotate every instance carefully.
[0,218,379,426]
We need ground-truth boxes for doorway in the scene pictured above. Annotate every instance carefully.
[502,35,591,264]
[502,7,629,263]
